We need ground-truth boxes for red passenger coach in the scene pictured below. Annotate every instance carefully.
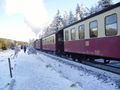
[34,39,42,50]
[42,29,64,54]
[42,34,56,52]
[42,43,56,52]
[64,36,120,60]
[64,2,120,60]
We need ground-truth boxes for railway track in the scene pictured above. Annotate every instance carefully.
[81,61,120,75]
[39,51,120,75]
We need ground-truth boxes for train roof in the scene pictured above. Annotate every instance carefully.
[64,2,120,29]
[42,29,63,39]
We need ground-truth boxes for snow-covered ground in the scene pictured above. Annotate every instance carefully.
[0,50,15,90]
[0,49,119,90]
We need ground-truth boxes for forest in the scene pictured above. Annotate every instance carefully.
[0,38,27,50]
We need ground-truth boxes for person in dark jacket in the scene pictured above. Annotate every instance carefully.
[23,45,27,53]
[21,45,23,49]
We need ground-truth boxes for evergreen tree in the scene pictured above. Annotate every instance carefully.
[43,26,51,36]
[51,10,64,32]
[76,4,81,20]
[75,4,89,20]
[98,0,113,9]
[63,11,69,26]
[68,11,76,24]
[89,0,113,15]
[89,5,99,14]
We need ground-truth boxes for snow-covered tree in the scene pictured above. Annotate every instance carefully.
[98,0,113,9]
[50,10,64,32]
[76,4,81,20]
[75,4,89,21]
[68,11,76,24]
[89,5,99,14]
[42,26,49,36]
[42,25,52,36]
[89,0,113,15]
[63,11,69,26]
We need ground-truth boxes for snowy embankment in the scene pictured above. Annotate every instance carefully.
[0,49,119,90]
[37,52,120,90]
[0,50,14,90]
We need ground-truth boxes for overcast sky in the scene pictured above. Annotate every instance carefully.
[0,0,119,42]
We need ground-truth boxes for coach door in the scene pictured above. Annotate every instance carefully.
[56,30,64,55]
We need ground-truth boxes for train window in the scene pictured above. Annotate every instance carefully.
[44,39,45,45]
[45,39,47,45]
[43,39,45,45]
[78,25,84,39]
[105,14,117,36]
[50,37,51,44]
[89,20,98,38]
[71,28,76,40]
[53,36,54,44]
[65,30,69,41]
[51,37,52,44]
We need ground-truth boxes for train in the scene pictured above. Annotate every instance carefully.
[34,2,120,63]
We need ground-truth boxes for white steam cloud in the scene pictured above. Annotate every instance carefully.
[5,0,48,30]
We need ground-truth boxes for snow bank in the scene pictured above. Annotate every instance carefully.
[37,52,120,90]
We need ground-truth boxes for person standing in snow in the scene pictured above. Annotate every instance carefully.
[21,45,23,49]
[23,45,27,53]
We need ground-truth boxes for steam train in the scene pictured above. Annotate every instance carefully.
[34,2,120,63]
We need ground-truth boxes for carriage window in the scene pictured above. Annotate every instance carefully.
[43,39,45,45]
[89,20,98,38]
[46,38,48,45]
[71,28,76,40]
[48,38,49,44]
[50,37,51,44]
[53,36,54,44]
[79,25,84,39]
[45,38,48,45]
[105,14,117,36]
[65,30,69,41]
[44,39,46,45]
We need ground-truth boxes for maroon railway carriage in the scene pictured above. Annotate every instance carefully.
[64,36,120,61]
[34,40,38,49]
[63,2,120,61]
[34,39,42,50]
[42,33,56,52]
[42,29,64,54]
